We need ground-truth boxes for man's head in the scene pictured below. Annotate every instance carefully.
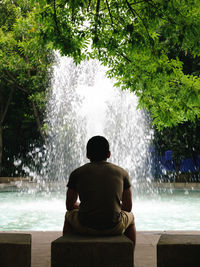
[86,136,110,162]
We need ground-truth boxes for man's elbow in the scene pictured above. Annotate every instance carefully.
[66,201,74,211]
[121,203,132,212]
[126,207,132,212]
[124,206,132,212]
[67,206,74,211]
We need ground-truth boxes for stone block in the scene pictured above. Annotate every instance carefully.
[0,233,31,267]
[51,234,133,267]
[157,234,200,267]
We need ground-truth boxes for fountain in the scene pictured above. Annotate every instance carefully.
[0,54,200,231]
[45,54,153,186]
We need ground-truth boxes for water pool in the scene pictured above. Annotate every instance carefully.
[1,189,200,231]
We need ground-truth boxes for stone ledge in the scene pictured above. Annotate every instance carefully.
[0,233,31,267]
[51,234,133,267]
[157,234,200,267]
[152,182,200,190]
[0,177,32,183]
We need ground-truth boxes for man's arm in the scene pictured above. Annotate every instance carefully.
[121,187,132,212]
[66,188,79,211]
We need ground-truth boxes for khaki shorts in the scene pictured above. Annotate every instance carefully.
[65,209,134,236]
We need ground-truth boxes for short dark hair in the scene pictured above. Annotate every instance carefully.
[86,136,110,161]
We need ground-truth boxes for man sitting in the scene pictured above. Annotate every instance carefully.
[63,136,136,249]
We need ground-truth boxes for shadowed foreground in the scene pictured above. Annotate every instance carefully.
[1,231,200,267]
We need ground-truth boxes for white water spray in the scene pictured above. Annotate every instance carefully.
[45,53,153,188]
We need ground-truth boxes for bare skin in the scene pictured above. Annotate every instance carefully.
[124,223,136,248]
[121,187,136,248]
[62,189,79,235]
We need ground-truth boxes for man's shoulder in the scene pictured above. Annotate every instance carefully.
[71,163,91,175]
[71,161,129,177]
[107,162,129,176]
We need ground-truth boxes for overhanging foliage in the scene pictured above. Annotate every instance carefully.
[35,0,200,129]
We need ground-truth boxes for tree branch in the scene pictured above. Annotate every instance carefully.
[126,0,136,16]
[116,51,132,63]
[94,0,101,38]
[105,0,113,25]
[53,0,61,35]
[24,59,47,144]
[0,87,14,124]
[32,101,47,145]
[95,0,101,27]
[125,0,153,45]
[96,0,101,16]
[87,0,92,12]
[130,0,152,5]
[5,70,28,93]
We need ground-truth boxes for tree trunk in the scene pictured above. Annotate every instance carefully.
[32,100,47,146]
[192,151,199,172]
[175,158,180,182]
[0,123,2,174]
[0,88,3,175]
[0,87,14,176]
[25,57,47,146]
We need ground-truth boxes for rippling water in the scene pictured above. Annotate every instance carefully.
[1,189,200,231]
[3,55,198,232]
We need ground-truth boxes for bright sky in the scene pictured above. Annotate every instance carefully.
[76,67,116,138]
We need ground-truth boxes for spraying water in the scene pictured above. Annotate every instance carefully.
[2,53,200,231]
[45,53,153,189]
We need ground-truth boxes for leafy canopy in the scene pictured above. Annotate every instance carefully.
[0,0,52,98]
[0,0,53,175]
[35,0,200,129]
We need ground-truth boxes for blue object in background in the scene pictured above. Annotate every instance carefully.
[180,158,198,172]
[197,156,200,170]
[158,151,176,172]
[165,150,173,161]
[152,150,200,176]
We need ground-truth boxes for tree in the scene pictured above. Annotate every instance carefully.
[34,0,200,129]
[154,119,200,180]
[0,0,53,175]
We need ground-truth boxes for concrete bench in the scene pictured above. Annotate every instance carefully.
[0,233,31,267]
[157,234,200,267]
[51,233,133,267]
